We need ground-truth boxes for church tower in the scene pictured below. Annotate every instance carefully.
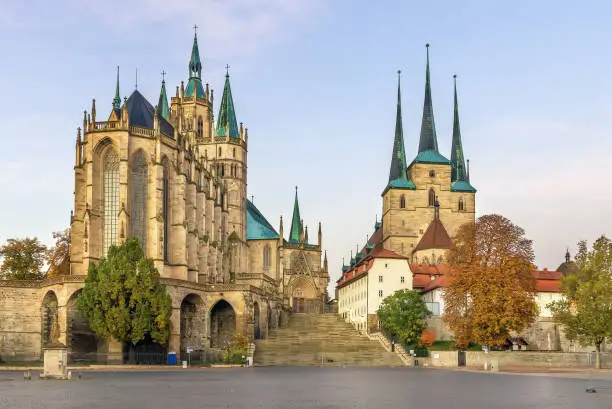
[381,45,476,264]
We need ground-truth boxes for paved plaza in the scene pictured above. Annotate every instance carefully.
[0,367,610,409]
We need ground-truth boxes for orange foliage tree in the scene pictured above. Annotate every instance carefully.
[443,214,538,349]
[420,329,436,347]
[46,229,70,278]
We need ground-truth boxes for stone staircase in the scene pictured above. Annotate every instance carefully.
[254,314,403,366]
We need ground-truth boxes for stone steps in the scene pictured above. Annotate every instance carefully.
[254,313,403,366]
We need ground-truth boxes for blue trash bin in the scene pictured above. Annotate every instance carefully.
[167,352,177,366]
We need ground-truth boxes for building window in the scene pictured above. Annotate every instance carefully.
[378,290,383,297]
[130,151,148,252]
[378,275,383,283]
[401,276,405,283]
[400,194,406,209]
[233,148,236,158]
[428,188,436,206]
[458,197,464,211]
[197,116,203,138]
[162,161,170,263]
[429,170,435,178]
[103,149,120,256]
[263,244,271,269]
[218,147,222,157]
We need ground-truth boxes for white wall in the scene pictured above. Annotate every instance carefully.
[337,273,368,331]
[535,291,563,317]
[366,258,412,315]
[422,287,445,316]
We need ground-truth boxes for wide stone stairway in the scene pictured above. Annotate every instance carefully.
[254,313,403,366]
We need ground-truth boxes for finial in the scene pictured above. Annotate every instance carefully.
[251,194,254,203]
[295,185,298,193]
[193,24,198,35]
[135,68,138,89]
[467,159,470,181]
[161,70,166,83]
[565,248,571,264]
[225,64,230,77]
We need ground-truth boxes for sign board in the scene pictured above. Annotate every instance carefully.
[482,345,489,353]
[433,353,439,359]
[186,346,193,353]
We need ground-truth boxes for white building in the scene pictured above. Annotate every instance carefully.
[337,248,412,333]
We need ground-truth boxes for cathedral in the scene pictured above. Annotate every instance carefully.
[0,30,328,363]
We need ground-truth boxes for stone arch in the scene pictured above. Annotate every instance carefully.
[210,299,236,348]
[41,291,59,347]
[253,301,261,340]
[66,289,99,363]
[180,293,205,360]
[288,275,321,314]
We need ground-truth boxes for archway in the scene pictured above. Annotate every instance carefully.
[180,294,205,361]
[66,290,99,363]
[253,302,261,340]
[267,305,273,334]
[210,300,236,348]
[41,291,59,347]
[289,276,321,314]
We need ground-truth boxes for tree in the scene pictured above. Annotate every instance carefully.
[46,229,70,277]
[444,214,538,349]
[548,236,612,369]
[0,237,47,280]
[76,238,173,346]
[377,289,431,345]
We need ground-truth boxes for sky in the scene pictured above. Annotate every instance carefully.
[1,0,611,294]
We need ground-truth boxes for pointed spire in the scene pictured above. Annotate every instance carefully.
[158,71,170,121]
[565,248,571,264]
[289,186,302,243]
[304,225,309,244]
[451,75,467,182]
[112,66,121,110]
[418,44,439,153]
[215,66,239,138]
[388,70,408,183]
[189,26,202,79]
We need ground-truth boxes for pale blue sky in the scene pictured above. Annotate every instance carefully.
[1,1,611,290]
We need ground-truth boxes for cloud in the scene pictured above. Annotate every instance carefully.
[82,0,328,57]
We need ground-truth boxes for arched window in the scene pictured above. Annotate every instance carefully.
[103,149,120,256]
[233,148,236,158]
[428,188,436,206]
[400,195,406,209]
[130,151,148,252]
[263,244,271,269]
[458,197,465,211]
[218,147,222,157]
[197,116,203,138]
[162,161,170,263]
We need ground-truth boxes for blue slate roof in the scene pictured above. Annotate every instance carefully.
[409,149,450,166]
[246,199,279,240]
[125,90,174,138]
[451,180,477,193]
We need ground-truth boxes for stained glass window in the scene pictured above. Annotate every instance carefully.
[103,149,119,256]
[163,162,170,263]
[263,244,271,269]
[131,151,148,252]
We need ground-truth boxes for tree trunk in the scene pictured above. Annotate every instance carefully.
[595,342,601,369]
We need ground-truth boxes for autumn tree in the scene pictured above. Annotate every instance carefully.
[549,236,612,369]
[0,237,47,280]
[46,229,70,277]
[76,238,173,346]
[444,214,538,349]
[377,289,431,345]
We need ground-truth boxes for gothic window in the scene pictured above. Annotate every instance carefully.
[162,161,170,263]
[458,197,465,211]
[400,195,406,209]
[197,116,203,138]
[428,188,436,206]
[218,147,222,157]
[103,149,120,256]
[130,151,148,252]
[221,164,225,177]
[233,148,236,158]
[263,244,271,269]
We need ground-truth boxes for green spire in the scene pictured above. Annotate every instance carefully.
[215,67,239,138]
[288,186,302,243]
[158,71,170,121]
[112,66,121,110]
[451,75,466,182]
[388,70,408,183]
[188,28,202,79]
[418,44,439,153]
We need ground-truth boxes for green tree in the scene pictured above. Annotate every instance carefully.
[76,238,173,346]
[377,289,431,345]
[548,236,612,369]
[0,237,47,280]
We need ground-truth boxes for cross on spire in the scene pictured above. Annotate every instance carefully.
[225,64,230,77]
[161,70,166,82]
[193,24,198,34]
[251,195,254,203]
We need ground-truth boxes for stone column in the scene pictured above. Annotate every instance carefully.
[169,307,181,355]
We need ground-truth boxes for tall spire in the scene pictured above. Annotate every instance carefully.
[158,71,170,121]
[288,186,302,243]
[215,66,239,138]
[112,66,121,110]
[451,75,467,182]
[418,44,439,153]
[388,70,408,182]
[189,26,202,79]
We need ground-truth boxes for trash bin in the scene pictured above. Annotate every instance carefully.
[167,352,177,366]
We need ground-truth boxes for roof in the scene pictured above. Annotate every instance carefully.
[125,90,175,138]
[185,77,206,99]
[288,189,302,244]
[409,149,450,166]
[450,75,468,184]
[414,218,453,252]
[336,247,408,289]
[451,180,477,193]
[158,80,170,121]
[382,177,416,196]
[387,72,410,184]
[417,44,440,155]
[215,73,239,138]
[246,199,279,240]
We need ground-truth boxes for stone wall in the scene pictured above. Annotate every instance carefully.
[0,286,42,361]
[465,351,612,369]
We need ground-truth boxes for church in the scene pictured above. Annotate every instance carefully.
[0,30,328,363]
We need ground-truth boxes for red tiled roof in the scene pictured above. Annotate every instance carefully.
[414,218,453,252]
[532,269,562,280]
[422,276,447,292]
[336,248,408,289]
[536,280,561,292]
